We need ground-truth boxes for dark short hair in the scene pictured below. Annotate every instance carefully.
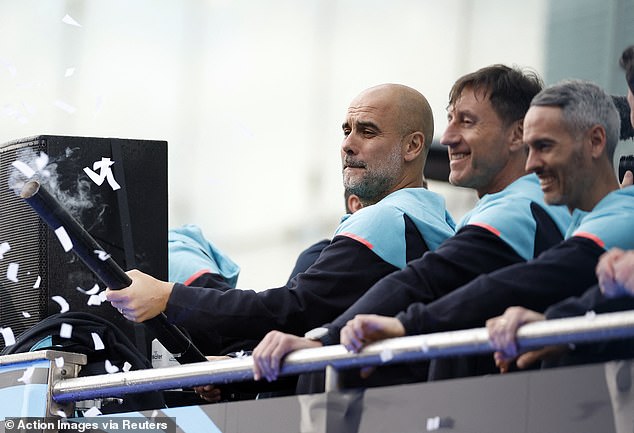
[620,45,634,93]
[448,64,544,126]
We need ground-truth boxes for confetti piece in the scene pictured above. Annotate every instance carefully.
[94,95,104,115]
[87,294,102,306]
[235,350,246,359]
[91,332,104,350]
[0,242,10,259]
[61,14,82,27]
[12,160,36,178]
[150,410,158,421]
[53,100,77,114]
[7,262,19,282]
[0,57,16,77]
[94,250,111,261]
[83,158,121,190]
[33,275,41,289]
[379,349,393,363]
[64,67,75,77]
[55,357,65,368]
[34,152,49,170]
[426,416,440,431]
[1,327,16,346]
[21,311,31,318]
[60,323,73,339]
[104,360,119,374]
[17,366,35,384]
[56,409,67,418]
[123,362,132,372]
[421,340,429,353]
[77,283,100,295]
[585,310,596,320]
[52,296,70,313]
[54,226,73,252]
[84,407,101,417]
[99,290,107,302]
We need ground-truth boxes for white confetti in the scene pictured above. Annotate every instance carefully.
[21,311,31,318]
[150,410,158,421]
[0,57,16,77]
[0,242,10,259]
[94,250,111,261]
[7,262,19,282]
[426,416,440,431]
[53,100,77,114]
[60,323,73,339]
[52,295,70,313]
[33,275,41,289]
[64,67,75,77]
[91,332,104,351]
[87,294,102,306]
[104,360,119,374]
[55,357,65,368]
[17,366,35,384]
[235,350,246,359]
[62,14,82,27]
[11,160,36,178]
[94,95,104,116]
[83,158,121,190]
[83,406,102,417]
[585,310,596,320]
[421,340,429,353]
[98,290,107,302]
[54,226,73,252]
[122,362,132,372]
[379,348,394,363]
[1,327,16,346]
[77,283,100,295]
[56,409,67,418]
[34,152,49,171]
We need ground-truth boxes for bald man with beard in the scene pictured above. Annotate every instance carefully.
[106,84,455,354]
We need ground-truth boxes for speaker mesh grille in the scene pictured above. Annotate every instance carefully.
[0,139,49,340]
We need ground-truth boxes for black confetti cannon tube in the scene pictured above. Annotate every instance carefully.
[21,180,206,364]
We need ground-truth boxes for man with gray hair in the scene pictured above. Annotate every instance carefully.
[335,80,634,378]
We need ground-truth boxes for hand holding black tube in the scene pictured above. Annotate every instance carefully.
[20,180,206,364]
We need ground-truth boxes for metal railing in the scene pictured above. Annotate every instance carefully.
[49,310,634,404]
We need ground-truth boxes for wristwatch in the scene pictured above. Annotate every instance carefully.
[304,327,329,341]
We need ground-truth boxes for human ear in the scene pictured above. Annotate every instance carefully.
[403,131,425,162]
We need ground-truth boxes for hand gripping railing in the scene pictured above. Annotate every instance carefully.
[50,310,634,404]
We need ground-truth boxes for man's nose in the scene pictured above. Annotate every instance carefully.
[440,125,459,148]
[525,148,541,173]
[342,133,358,155]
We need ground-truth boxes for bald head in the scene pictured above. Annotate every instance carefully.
[342,84,433,205]
[353,84,434,158]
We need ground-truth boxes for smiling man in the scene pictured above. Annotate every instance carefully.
[335,81,634,375]
[251,65,573,384]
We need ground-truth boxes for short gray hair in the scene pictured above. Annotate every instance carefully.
[530,80,620,161]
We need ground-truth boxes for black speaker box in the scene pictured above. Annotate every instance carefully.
[0,135,168,355]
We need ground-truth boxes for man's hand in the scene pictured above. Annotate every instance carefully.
[252,331,322,382]
[597,248,634,298]
[193,356,231,403]
[105,269,174,322]
[340,314,405,353]
[486,306,545,370]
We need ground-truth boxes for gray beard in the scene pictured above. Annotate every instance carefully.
[344,174,394,206]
